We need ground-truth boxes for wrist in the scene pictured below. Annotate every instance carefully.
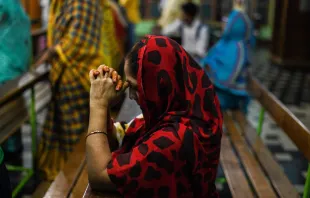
[90,101,109,110]
[90,105,109,113]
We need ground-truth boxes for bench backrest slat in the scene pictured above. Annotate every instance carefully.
[248,76,310,162]
[43,137,86,198]
[220,133,255,198]
[224,112,277,197]
[233,111,300,198]
[70,166,89,198]
[83,185,121,198]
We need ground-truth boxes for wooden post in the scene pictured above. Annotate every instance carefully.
[271,0,310,68]
[21,0,42,29]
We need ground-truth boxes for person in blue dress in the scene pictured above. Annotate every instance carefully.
[201,0,254,113]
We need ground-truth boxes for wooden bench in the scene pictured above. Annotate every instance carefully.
[43,94,139,198]
[44,75,310,198]
[0,69,50,198]
[220,75,310,198]
[0,28,49,198]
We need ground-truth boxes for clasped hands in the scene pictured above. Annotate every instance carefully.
[89,65,128,109]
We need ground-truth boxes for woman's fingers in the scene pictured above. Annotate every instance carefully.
[123,81,129,90]
[116,80,123,91]
[112,71,118,82]
[89,69,96,82]
[115,75,121,91]
[93,70,100,78]
[103,65,110,72]
[104,69,109,78]
[97,65,109,78]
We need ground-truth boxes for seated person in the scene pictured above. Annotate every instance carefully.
[200,0,253,113]
[86,35,223,197]
[0,146,12,197]
[161,2,209,60]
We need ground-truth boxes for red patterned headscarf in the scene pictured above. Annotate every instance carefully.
[107,36,223,198]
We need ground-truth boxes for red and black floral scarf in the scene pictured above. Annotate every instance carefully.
[107,36,223,198]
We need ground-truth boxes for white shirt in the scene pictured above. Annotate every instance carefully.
[40,0,50,27]
[162,19,209,58]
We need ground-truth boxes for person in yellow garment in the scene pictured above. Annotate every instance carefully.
[157,0,200,29]
[0,147,12,198]
[35,0,122,181]
[119,0,141,48]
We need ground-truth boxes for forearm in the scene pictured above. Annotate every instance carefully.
[86,107,112,183]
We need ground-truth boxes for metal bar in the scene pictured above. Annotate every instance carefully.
[12,169,34,198]
[257,108,265,136]
[6,165,32,172]
[30,87,37,168]
[0,71,48,108]
[303,164,310,198]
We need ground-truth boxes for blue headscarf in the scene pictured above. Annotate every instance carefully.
[201,9,253,96]
[0,0,31,84]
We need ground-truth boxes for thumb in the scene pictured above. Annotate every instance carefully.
[116,81,129,98]
[89,69,96,82]
[122,81,129,91]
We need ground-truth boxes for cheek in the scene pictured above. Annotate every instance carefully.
[136,91,140,101]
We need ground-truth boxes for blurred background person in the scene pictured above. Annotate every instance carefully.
[0,0,32,84]
[109,0,129,57]
[40,0,49,27]
[36,0,121,181]
[162,2,209,61]
[158,0,200,29]
[119,0,141,48]
[201,0,253,113]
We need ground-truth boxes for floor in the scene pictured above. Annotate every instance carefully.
[2,48,310,197]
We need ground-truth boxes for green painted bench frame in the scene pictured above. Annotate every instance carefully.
[0,71,49,197]
[0,28,48,198]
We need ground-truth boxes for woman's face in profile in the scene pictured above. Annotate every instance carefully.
[124,59,139,104]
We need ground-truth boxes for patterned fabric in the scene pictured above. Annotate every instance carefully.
[39,0,121,180]
[107,36,223,197]
[200,10,253,111]
[0,0,31,84]
[47,0,121,91]
[101,1,123,68]
[119,0,141,24]
[38,71,89,180]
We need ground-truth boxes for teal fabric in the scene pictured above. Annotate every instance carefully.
[0,0,32,84]
[0,146,3,164]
